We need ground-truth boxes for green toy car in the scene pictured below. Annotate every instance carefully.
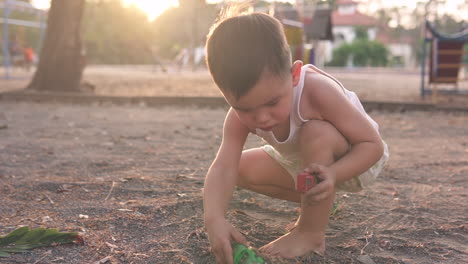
[233,243,265,264]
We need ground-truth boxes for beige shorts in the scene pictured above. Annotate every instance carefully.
[261,141,389,192]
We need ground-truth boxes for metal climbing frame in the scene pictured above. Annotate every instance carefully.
[0,0,47,79]
[420,21,468,98]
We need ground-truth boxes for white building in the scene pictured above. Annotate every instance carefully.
[320,0,414,67]
[322,0,378,66]
[376,30,416,68]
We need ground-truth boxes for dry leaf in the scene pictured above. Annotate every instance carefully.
[105,242,118,249]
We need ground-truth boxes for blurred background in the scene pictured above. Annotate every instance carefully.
[1,0,467,103]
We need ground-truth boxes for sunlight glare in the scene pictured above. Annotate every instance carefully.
[31,0,50,9]
[123,0,179,21]
[29,0,467,22]
[31,0,179,21]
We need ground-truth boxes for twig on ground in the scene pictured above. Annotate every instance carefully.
[361,239,371,255]
[159,248,189,255]
[94,256,116,264]
[360,230,373,255]
[43,193,55,205]
[157,217,194,230]
[104,181,116,201]
[90,240,107,261]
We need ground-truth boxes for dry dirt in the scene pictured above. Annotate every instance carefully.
[0,100,467,263]
[1,66,468,263]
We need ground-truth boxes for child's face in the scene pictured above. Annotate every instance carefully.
[225,71,294,131]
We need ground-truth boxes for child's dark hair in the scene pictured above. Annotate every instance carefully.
[206,12,292,100]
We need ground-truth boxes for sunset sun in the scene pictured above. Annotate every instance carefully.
[123,0,178,20]
[32,0,179,21]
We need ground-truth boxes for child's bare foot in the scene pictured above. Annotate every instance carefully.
[285,208,301,231]
[285,217,299,231]
[259,228,325,259]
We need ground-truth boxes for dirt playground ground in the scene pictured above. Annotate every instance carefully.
[0,67,467,263]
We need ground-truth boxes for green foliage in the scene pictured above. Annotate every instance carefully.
[317,0,337,9]
[330,201,341,217]
[327,27,389,67]
[0,226,80,258]
[82,0,218,63]
[327,43,353,66]
[83,0,156,64]
[354,26,369,40]
[152,2,218,59]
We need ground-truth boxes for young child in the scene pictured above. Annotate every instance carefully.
[202,12,389,263]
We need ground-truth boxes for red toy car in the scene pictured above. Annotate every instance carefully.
[297,171,322,193]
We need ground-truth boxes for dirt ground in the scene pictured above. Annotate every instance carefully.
[0,99,467,263]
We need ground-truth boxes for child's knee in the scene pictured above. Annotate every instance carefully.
[299,120,348,161]
[237,150,263,187]
[237,164,254,187]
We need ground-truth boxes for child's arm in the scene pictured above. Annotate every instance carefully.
[302,73,384,196]
[203,108,250,263]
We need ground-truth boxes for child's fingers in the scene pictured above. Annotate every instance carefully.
[213,247,224,264]
[311,190,332,202]
[304,163,328,180]
[223,242,233,264]
[305,163,325,173]
[211,239,230,264]
[305,180,328,196]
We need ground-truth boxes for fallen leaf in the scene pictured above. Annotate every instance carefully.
[119,200,137,205]
[357,255,376,264]
[57,184,73,193]
[94,256,114,264]
[105,242,118,249]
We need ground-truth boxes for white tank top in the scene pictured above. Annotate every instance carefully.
[255,64,379,159]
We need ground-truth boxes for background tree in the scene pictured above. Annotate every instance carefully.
[316,0,337,9]
[27,0,86,92]
[83,0,155,64]
[326,27,389,67]
[153,1,217,61]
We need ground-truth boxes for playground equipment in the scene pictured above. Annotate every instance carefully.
[420,20,468,99]
[282,18,304,62]
[273,5,333,65]
[0,0,47,79]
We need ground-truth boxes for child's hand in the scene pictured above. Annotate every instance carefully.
[205,217,248,264]
[302,163,336,205]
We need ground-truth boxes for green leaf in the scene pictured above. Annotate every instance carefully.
[0,226,29,247]
[39,230,78,245]
[15,228,47,245]
[1,247,31,253]
[0,227,81,257]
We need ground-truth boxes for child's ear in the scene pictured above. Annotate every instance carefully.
[291,60,303,86]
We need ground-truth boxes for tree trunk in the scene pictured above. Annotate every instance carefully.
[28,0,86,92]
